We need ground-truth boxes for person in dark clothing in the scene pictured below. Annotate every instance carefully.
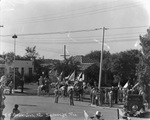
[10,104,20,119]
[114,88,118,104]
[8,81,13,94]
[54,88,59,103]
[64,84,68,97]
[69,88,74,106]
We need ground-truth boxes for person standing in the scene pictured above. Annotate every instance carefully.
[8,81,13,94]
[0,83,5,119]
[21,76,24,93]
[54,87,59,103]
[38,76,43,86]
[95,88,100,106]
[108,90,113,107]
[69,88,74,106]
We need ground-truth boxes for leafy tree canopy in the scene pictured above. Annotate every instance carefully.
[110,49,141,86]
[25,46,39,59]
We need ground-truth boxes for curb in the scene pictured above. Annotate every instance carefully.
[90,104,124,110]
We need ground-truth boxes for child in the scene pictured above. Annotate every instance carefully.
[10,104,20,119]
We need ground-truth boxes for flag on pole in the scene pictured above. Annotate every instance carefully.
[54,70,58,76]
[83,110,89,120]
[123,81,129,89]
[57,71,63,81]
[65,74,70,79]
[77,72,82,81]
[132,82,140,90]
[79,73,85,82]
[118,81,121,88]
[68,71,75,81]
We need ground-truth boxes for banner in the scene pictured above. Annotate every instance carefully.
[83,110,89,120]
[79,73,84,82]
[68,71,75,81]
[77,72,82,81]
[123,81,129,89]
[57,71,63,81]
[118,81,122,88]
[132,82,140,90]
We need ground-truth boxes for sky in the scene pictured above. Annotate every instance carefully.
[0,0,150,60]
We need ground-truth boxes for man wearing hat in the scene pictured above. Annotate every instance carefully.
[90,111,104,120]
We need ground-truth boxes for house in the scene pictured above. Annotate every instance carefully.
[70,55,99,82]
[0,57,34,78]
[13,59,34,77]
[70,55,113,86]
[70,55,98,70]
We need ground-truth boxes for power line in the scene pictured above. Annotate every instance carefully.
[109,26,148,30]
[14,36,138,43]
[6,0,119,22]
[2,1,143,25]
[8,31,144,40]
[1,25,148,37]
[0,28,102,37]
[4,37,139,45]
[15,34,139,40]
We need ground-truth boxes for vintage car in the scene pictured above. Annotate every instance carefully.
[12,112,51,120]
[124,94,145,117]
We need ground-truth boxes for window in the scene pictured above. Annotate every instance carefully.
[21,67,24,76]
[29,68,32,76]
[15,67,19,72]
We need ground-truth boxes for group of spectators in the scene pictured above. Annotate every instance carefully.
[90,86,130,107]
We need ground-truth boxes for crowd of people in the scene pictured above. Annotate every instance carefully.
[38,76,148,110]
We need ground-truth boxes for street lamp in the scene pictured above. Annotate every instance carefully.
[0,25,4,54]
[12,34,17,89]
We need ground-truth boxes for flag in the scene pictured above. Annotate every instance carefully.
[123,81,129,89]
[57,71,63,81]
[83,110,89,120]
[77,72,82,81]
[132,82,140,90]
[79,73,84,82]
[0,75,7,86]
[118,81,121,88]
[65,74,70,79]
[54,70,58,76]
[68,71,75,81]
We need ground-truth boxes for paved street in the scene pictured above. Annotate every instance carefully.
[3,95,121,120]
[3,83,150,120]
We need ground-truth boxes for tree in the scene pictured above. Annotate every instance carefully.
[25,46,39,59]
[85,50,113,86]
[54,58,80,80]
[111,50,141,86]
[3,52,14,65]
[138,27,150,107]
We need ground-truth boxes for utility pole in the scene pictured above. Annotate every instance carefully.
[60,45,70,60]
[98,27,108,89]
[0,25,3,55]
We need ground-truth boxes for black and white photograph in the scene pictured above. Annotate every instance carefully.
[0,0,150,120]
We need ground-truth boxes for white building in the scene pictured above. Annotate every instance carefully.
[0,57,34,77]
[13,59,34,77]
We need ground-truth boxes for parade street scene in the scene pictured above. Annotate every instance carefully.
[0,0,150,120]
